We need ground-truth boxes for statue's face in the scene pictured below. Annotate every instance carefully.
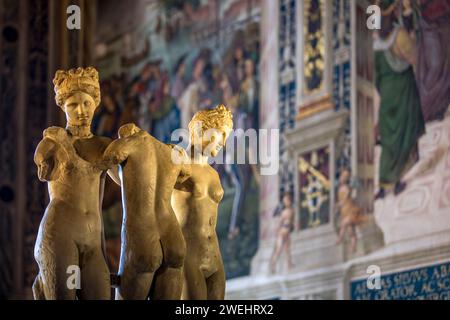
[192,126,231,157]
[195,125,232,158]
[63,91,96,126]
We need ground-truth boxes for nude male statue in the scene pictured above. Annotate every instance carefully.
[102,123,190,300]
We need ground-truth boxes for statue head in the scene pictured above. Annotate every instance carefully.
[188,104,233,157]
[53,67,100,127]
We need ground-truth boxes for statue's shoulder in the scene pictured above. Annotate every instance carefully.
[117,123,144,139]
[167,144,189,164]
[35,127,67,159]
[42,126,67,142]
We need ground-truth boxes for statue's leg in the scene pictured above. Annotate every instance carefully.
[177,256,207,300]
[78,248,111,300]
[152,218,186,299]
[116,241,162,300]
[35,237,79,300]
[150,266,184,300]
[117,269,155,300]
[206,263,225,300]
[32,274,45,300]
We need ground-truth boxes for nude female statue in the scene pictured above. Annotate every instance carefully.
[171,105,233,300]
[102,123,190,300]
[33,67,116,299]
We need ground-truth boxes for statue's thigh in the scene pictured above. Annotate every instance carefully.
[36,236,79,300]
[78,249,111,300]
[159,223,186,268]
[182,257,207,300]
[206,264,225,300]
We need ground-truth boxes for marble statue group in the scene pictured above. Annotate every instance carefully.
[32,67,233,300]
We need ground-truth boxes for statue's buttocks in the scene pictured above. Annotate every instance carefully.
[103,123,190,300]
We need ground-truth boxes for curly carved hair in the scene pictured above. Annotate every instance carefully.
[188,105,233,141]
[53,67,101,108]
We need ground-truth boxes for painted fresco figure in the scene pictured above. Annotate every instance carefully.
[220,74,248,240]
[151,73,181,143]
[102,123,190,300]
[171,105,233,300]
[93,80,122,137]
[224,109,247,240]
[33,67,114,300]
[415,0,450,121]
[335,169,367,253]
[239,59,259,130]
[135,61,163,133]
[374,0,425,199]
[171,54,188,102]
[269,193,295,274]
[178,55,207,129]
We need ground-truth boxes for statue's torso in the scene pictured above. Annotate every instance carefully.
[172,163,223,276]
[37,127,110,243]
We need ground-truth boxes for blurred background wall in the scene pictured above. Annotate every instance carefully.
[1,0,450,299]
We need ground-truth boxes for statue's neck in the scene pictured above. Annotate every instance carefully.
[190,145,208,165]
[66,124,93,139]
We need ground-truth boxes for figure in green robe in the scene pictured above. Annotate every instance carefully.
[374,0,425,199]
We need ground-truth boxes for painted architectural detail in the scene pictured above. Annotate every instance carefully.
[278,0,297,195]
[303,0,325,95]
[354,1,374,213]
[332,0,352,174]
[298,147,331,230]
[332,0,351,111]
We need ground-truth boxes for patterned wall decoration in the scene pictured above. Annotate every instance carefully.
[332,0,351,111]
[278,0,297,195]
[0,0,20,298]
[303,0,325,95]
[332,0,352,181]
[355,2,374,214]
[298,146,331,230]
[23,0,49,290]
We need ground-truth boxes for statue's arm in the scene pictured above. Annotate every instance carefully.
[168,143,191,190]
[102,137,131,172]
[34,137,59,182]
[177,163,191,185]
[102,124,143,184]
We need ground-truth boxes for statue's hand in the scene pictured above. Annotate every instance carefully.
[101,123,143,168]
[36,159,55,182]
[118,123,140,138]
[102,143,129,167]
[104,152,127,166]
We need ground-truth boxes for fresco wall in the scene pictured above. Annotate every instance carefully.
[93,0,450,299]
[228,0,450,300]
[94,0,262,280]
